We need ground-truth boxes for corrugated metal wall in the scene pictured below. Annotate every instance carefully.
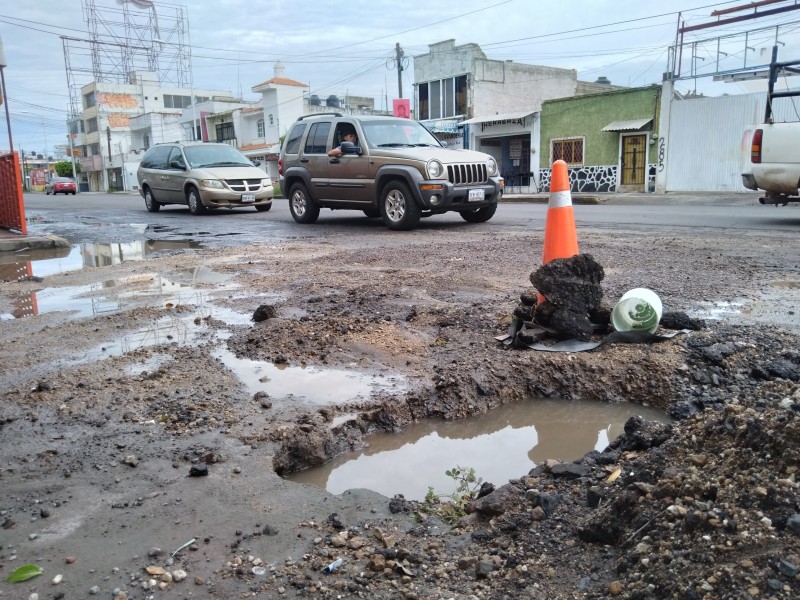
[665,92,800,192]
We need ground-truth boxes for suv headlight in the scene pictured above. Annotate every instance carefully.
[199,179,224,189]
[427,159,445,179]
[261,179,272,188]
[486,157,498,177]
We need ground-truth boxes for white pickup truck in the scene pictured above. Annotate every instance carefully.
[741,53,800,205]
[742,122,800,204]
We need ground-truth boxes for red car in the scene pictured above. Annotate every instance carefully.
[45,177,77,195]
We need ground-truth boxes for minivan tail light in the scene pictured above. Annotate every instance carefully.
[751,129,763,164]
[278,158,283,176]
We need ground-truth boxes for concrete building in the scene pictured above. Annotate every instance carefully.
[70,70,231,192]
[413,40,625,192]
[539,86,661,193]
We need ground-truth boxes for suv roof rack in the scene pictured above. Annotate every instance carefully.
[297,112,343,120]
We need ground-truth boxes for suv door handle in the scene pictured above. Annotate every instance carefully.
[300,158,309,163]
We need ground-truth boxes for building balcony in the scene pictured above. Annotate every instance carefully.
[80,155,104,172]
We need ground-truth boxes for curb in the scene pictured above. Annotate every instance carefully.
[0,234,71,254]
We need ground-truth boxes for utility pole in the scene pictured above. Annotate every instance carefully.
[67,133,78,191]
[106,125,112,190]
[395,43,404,98]
[386,43,408,100]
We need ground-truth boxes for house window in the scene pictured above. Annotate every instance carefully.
[550,137,584,166]
[257,119,265,137]
[417,75,468,121]
[163,94,192,109]
[418,84,429,121]
[83,91,96,109]
[216,122,235,142]
[143,134,150,150]
[86,117,98,133]
[269,114,274,126]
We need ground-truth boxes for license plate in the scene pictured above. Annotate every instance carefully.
[241,194,256,203]
[468,189,484,202]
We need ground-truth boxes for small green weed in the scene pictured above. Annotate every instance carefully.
[422,466,483,525]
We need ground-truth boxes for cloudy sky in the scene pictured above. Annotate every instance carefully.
[1,0,798,156]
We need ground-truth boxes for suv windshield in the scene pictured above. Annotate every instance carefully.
[184,145,252,168]
[360,120,442,149]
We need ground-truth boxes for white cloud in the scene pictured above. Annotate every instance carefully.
[2,0,798,152]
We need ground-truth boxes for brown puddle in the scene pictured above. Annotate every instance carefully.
[288,399,669,500]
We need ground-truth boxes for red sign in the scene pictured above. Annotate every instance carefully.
[31,168,47,186]
[393,99,411,119]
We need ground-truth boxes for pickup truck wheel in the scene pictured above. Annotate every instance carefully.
[459,204,497,223]
[143,187,161,212]
[288,183,320,224]
[380,181,420,230]
[187,186,206,215]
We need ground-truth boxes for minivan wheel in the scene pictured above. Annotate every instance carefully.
[255,202,272,212]
[143,187,161,212]
[380,181,420,230]
[187,186,206,215]
[288,183,320,224]
[459,203,497,223]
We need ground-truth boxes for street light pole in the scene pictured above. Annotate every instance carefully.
[0,34,14,156]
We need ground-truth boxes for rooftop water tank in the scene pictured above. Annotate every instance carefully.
[326,95,340,108]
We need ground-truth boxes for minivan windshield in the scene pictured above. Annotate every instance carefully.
[184,144,253,168]
[360,119,443,149]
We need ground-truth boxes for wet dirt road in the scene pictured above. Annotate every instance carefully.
[1,193,799,598]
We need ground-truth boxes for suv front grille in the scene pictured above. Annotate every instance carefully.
[225,179,263,192]
[447,163,488,185]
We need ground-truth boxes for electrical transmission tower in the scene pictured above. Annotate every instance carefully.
[63,0,191,116]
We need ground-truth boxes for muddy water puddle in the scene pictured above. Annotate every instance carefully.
[3,268,237,320]
[212,346,407,405]
[0,239,202,278]
[288,399,668,500]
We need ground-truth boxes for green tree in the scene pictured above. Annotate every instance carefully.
[53,160,79,178]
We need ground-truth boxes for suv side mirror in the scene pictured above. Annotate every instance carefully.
[169,160,186,170]
[251,159,261,167]
[340,141,361,156]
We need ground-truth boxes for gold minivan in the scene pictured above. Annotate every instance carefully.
[137,142,274,215]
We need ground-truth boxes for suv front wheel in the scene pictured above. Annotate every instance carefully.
[288,182,320,224]
[380,181,420,230]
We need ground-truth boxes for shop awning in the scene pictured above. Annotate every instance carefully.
[460,111,534,126]
[421,118,461,133]
[601,118,653,132]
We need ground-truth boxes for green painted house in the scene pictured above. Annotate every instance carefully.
[538,85,662,193]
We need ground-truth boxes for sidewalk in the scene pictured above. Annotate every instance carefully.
[500,191,763,206]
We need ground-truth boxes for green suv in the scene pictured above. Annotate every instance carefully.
[137,142,274,215]
[278,114,502,230]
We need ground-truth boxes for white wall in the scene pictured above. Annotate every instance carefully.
[472,62,577,115]
[664,91,790,192]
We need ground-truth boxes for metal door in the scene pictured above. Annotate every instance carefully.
[621,134,646,186]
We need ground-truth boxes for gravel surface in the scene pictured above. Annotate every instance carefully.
[0,222,798,599]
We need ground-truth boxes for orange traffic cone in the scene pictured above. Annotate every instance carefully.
[538,160,579,303]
